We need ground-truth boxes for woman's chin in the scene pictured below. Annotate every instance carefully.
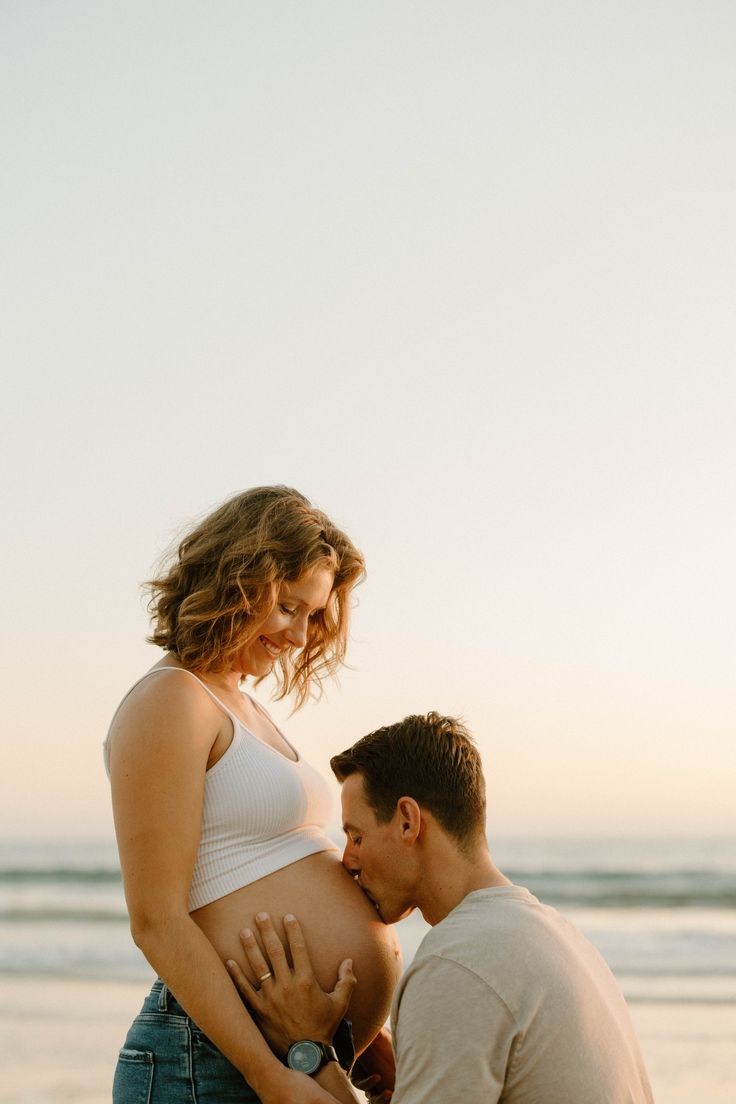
[240,657,276,680]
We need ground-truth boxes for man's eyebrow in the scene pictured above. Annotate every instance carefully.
[342,821,360,834]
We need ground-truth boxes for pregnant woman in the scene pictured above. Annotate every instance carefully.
[105,486,401,1103]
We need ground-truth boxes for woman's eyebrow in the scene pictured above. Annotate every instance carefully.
[282,590,327,612]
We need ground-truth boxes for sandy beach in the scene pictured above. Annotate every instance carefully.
[1,976,734,1104]
[0,978,143,1104]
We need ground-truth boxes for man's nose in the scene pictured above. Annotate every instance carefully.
[342,841,359,874]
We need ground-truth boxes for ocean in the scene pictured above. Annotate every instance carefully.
[2,834,734,1001]
[1,835,735,1103]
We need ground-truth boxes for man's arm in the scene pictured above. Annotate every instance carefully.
[350,1026,395,1101]
[390,954,514,1104]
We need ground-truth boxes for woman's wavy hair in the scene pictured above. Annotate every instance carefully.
[146,486,365,708]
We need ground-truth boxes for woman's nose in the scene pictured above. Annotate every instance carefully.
[285,614,308,647]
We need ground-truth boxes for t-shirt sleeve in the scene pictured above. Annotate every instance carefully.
[392,953,517,1104]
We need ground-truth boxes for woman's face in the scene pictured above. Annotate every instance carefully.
[234,563,335,678]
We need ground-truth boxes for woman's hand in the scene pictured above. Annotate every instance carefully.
[226,912,356,1056]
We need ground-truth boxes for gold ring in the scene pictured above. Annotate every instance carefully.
[259,971,273,982]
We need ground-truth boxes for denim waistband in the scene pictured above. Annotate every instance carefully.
[149,978,189,1017]
[116,979,262,1102]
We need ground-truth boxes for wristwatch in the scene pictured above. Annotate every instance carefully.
[286,1039,339,1075]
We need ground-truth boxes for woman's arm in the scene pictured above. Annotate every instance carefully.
[226,913,361,1104]
[109,673,287,1100]
[229,914,395,1100]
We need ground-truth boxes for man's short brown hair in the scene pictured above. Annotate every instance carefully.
[330,712,487,845]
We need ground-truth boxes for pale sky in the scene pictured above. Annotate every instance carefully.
[2,2,734,839]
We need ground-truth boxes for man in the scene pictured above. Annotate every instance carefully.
[229,712,653,1103]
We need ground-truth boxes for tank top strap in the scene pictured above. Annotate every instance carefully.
[103,666,241,779]
[135,666,242,727]
[106,666,237,728]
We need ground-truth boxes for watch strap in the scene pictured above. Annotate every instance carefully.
[332,1018,356,1072]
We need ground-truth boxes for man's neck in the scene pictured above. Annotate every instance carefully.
[414,833,512,926]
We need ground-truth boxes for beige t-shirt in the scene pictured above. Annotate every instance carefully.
[390,886,653,1103]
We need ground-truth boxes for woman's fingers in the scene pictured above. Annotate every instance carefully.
[282,914,313,977]
[226,956,264,1012]
[283,913,356,1016]
[333,957,357,1015]
[238,926,274,984]
[254,913,291,980]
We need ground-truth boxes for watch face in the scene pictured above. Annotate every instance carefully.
[287,1041,322,1075]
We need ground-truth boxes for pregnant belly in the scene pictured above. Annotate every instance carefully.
[191,850,403,1051]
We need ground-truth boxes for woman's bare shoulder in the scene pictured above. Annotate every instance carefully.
[109,666,223,754]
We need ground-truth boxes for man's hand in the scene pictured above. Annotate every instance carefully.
[226,912,356,1057]
[351,1026,395,1103]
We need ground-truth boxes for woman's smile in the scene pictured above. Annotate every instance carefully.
[259,635,286,659]
[237,564,335,677]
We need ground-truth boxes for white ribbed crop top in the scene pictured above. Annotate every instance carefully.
[104,667,338,911]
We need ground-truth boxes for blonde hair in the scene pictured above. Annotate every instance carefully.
[146,486,365,707]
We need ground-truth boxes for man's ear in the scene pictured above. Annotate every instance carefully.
[396,796,421,844]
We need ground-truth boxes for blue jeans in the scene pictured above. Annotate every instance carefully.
[112,979,260,1103]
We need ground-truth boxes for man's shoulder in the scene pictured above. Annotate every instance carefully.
[392,888,654,1104]
[418,884,547,957]
[411,883,609,1002]
[402,887,535,990]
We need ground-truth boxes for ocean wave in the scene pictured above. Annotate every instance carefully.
[2,864,735,907]
[0,907,128,923]
[508,869,736,908]
[0,867,121,883]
